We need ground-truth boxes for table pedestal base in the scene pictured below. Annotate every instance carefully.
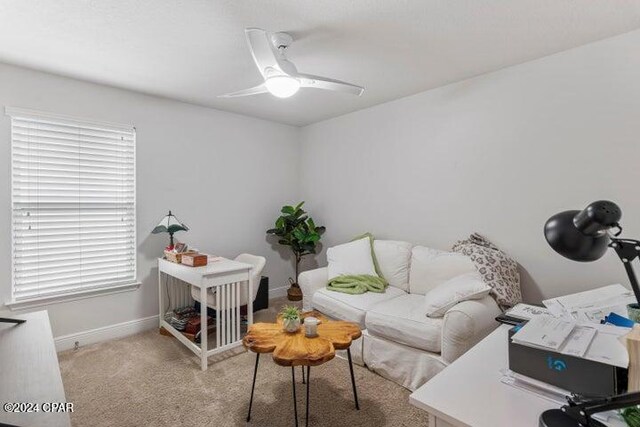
[245,349,360,426]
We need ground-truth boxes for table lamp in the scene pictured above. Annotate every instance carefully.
[151,210,189,250]
[544,200,640,310]
[542,200,640,426]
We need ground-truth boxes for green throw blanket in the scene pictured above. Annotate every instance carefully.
[327,274,387,295]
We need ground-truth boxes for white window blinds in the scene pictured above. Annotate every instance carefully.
[8,108,137,303]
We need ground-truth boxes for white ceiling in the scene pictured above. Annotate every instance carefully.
[1,1,639,126]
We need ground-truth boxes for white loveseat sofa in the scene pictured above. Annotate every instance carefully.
[299,240,501,390]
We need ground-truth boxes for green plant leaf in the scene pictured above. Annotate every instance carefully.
[267,202,325,269]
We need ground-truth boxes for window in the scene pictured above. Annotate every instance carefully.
[8,107,137,305]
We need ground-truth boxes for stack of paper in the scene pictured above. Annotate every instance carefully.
[511,315,580,351]
[505,303,551,321]
[542,284,635,323]
[511,287,632,368]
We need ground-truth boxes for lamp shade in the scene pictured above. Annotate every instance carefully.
[151,210,189,235]
[544,201,621,262]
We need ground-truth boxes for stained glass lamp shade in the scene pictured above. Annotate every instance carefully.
[151,210,189,249]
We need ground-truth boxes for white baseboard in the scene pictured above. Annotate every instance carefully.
[55,289,291,352]
[54,315,159,352]
[268,286,288,299]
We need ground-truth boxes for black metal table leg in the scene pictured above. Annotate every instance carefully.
[302,365,305,384]
[291,366,299,427]
[347,348,360,410]
[305,366,311,427]
[247,353,260,422]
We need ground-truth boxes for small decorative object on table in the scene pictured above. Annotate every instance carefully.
[622,406,640,427]
[266,201,325,301]
[181,252,208,267]
[164,249,197,264]
[151,210,189,251]
[280,305,301,333]
[174,242,187,253]
[304,316,319,337]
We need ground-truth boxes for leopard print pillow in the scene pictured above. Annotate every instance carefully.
[452,233,522,309]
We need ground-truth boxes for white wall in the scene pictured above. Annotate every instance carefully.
[300,29,640,303]
[2,27,639,341]
[0,62,300,338]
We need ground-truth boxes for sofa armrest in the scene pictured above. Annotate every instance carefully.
[298,267,328,311]
[441,296,501,364]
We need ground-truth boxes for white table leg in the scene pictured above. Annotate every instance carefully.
[158,269,163,328]
[200,286,208,371]
[247,273,254,327]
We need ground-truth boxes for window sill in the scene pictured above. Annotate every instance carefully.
[5,282,141,311]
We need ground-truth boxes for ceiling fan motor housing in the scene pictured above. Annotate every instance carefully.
[271,32,293,50]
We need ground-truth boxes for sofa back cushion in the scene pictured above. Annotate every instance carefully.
[327,237,378,281]
[373,240,412,291]
[423,272,491,317]
[408,246,477,295]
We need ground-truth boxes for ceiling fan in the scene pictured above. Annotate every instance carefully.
[219,28,364,99]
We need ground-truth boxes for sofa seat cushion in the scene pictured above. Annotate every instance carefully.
[365,294,443,353]
[312,286,407,328]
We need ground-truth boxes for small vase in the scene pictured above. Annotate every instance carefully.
[628,304,640,323]
[283,318,301,333]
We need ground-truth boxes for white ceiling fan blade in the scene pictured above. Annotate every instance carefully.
[298,73,364,96]
[218,84,268,98]
[245,28,286,78]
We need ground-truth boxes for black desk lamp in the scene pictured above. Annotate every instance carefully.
[544,200,640,309]
[0,318,25,324]
[539,393,640,427]
[542,200,640,426]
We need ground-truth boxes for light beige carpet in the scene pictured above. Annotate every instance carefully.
[58,299,429,427]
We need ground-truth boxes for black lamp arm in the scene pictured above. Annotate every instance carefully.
[609,238,640,305]
[562,391,640,426]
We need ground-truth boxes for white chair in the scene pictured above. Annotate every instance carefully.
[190,253,266,311]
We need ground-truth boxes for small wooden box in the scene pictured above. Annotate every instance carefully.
[164,250,197,264]
[181,253,208,267]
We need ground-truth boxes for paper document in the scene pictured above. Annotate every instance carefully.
[580,323,629,368]
[543,284,634,323]
[511,315,576,350]
[561,326,597,357]
[506,303,551,321]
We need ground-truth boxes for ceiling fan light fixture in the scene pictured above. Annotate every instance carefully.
[265,75,300,98]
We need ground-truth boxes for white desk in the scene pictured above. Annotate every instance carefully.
[158,257,253,370]
[0,311,71,427]
[410,325,551,426]
[410,325,624,427]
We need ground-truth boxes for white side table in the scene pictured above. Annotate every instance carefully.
[158,258,253,370]
[410,325,625,427]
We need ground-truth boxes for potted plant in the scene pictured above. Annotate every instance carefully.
[280,306,302,333]
[267,202,325,301]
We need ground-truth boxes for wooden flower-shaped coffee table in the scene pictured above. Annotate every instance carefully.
[243,311,361,426]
